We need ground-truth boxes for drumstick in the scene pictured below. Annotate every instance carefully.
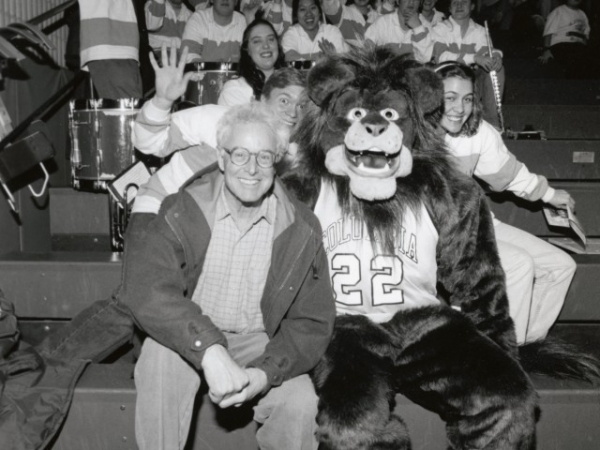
[484,21,505,133]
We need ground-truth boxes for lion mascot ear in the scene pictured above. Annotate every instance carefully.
[404,65,443,115]
[307,56,357,107]
[385,57,443,116]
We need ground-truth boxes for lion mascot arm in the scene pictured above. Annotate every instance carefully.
[431,177,517,357]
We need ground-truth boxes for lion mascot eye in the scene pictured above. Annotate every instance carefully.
[380,108,400,121]
[347,108,367,122]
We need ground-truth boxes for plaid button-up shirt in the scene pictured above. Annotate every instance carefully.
[192,186,277,333]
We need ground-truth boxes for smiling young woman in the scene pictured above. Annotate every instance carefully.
[218,19,287,106]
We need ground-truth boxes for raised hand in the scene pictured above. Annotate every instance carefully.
[150,44,196,110]
[318,38,336,56]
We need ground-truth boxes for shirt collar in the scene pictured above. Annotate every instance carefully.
[216,185,277,226]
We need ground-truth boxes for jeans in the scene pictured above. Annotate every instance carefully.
[134,332,319,450]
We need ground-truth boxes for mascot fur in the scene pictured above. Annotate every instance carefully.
[281,47,596,450]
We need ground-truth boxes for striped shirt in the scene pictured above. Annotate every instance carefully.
[145,0,193,51]
[445,120,554,203]
[192,185,277,333]
[419,9,445,29]
[282,23,348,62]
[430,16,502,65]
[364,12,430,63]
[182,7,246,62]
[322,0,387,47]
[263,0,293,36]
[78,0,139,66]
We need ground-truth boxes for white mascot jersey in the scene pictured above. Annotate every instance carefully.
[314,180,440,323]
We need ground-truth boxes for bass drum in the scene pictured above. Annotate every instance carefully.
[68,98,143,191]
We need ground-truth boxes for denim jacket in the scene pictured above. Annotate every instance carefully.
[117,165,336,387]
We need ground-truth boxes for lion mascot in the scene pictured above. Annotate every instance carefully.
[281,47,539,449]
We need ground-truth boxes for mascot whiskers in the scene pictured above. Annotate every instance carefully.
[281,47,596,450]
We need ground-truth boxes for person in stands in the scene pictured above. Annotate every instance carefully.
[364,0,431,62]
[218,18,287,105]
[281,0,348,62]
[78,0,143,99]
[435,61,577,345]
[429,0,505,130]
[182,0,247,62]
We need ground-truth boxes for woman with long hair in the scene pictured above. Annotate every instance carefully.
[435,61,577,345]
[218,18,287,105]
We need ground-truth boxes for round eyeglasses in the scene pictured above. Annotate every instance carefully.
[222,147,279,169]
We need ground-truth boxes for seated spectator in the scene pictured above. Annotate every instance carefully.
[539,0,596,79]
[281,0,348,62]
[364,0,430,62]
[126,101,336,450]
[78,0,143,99]
[182,0,247,62]
[430,0,505,130]
[218,19,287,105]
[420,0,445,27]
[435,61,576,344]
[145,0,193,58]
[321,0,395,47]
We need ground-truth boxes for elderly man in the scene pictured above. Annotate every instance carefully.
[122,102,335,450]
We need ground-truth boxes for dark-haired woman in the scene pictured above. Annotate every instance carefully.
[218,19,287,106]
[436,61,576,345]
[282,0,348,62]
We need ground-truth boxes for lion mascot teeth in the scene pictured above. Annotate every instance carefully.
[281,47,539,450]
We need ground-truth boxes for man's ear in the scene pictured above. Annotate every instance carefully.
[217,148,226,172]
[307,56,356,106]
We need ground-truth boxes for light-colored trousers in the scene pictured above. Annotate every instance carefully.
[496,221,576,344]
[134,332,319,450]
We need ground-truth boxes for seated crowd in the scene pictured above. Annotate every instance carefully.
[66,1,591,449]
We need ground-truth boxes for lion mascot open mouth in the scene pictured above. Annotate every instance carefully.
[281,47,541,450]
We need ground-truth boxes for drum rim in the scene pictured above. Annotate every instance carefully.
[69,98,144,110]
[184,62,240,72]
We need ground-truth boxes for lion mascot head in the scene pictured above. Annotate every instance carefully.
[283,46,451,253]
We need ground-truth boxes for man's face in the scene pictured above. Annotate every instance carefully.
[262,85,305,131]
[213,0,236,17]
[450,0,473,20]
[398,0,420,14]
[218,122,277,209]
[297,0,321,32]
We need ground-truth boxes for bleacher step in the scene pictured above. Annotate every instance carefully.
[50,325,600,450]
[0,251,122,319]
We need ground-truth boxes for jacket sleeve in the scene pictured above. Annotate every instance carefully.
[249,233,336,387]
[117,202,227,370]
[434,179,517,357]
[474,121,551,202]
